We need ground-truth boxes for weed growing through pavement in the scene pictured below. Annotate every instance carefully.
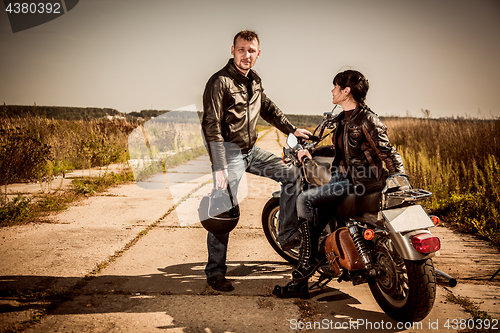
[445,292,499,333]
[257,298,275,310]
[294,299,320,321]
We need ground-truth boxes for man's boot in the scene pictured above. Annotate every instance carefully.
[292,219,324,282]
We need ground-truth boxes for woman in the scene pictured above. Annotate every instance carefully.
[273,69,405,298]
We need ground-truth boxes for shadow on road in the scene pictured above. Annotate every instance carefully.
[1,261,415,332]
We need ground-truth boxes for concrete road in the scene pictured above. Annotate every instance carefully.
[1,128,499,332]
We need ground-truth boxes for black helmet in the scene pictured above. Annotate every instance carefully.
[198,187,240,234]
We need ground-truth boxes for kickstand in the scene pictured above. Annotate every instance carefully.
[310,273,333,290]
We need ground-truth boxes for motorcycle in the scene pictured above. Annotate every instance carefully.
[262,111,456,323]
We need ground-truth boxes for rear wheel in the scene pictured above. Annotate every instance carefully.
[261,197,299,265]
[369,237,436,322]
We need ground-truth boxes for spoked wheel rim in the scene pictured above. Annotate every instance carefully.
[267,206,299,261]
[373,240,409,306]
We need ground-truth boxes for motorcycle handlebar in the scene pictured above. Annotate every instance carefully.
[307,135,321,142]
[298,135,321,143]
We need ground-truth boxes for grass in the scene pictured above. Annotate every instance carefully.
[0,139,208,227]
[0,112,209,226]
[130,145,207,182]
[0,115,136,185]
[445,292,499,333]
[294,299,320,321]
[0,194,32,225]
[71,171,135,196]
[0,171,135,227]
[126,114,207,182]
[384,117,500,249]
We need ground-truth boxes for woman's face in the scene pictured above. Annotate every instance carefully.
[331,84,350,105]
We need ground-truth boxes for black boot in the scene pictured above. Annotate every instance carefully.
[272,280,309,299]
[292,219,324,282]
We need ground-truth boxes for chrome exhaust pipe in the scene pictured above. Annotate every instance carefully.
[435,269,457,287]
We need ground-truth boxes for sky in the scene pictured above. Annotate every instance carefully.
[1,0,499,118]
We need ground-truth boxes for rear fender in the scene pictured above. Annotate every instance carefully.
[382,205,438,261]
[386,229,437,261]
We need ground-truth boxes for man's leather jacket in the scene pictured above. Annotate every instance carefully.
[202,59,296,171]
[311,106,405,190]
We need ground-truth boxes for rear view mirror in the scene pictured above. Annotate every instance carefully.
[286,134,298,148]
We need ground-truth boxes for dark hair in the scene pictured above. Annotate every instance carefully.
[333,70,369,106]
[233,30,259,47]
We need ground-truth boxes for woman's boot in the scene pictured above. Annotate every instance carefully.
[292,219,324,282]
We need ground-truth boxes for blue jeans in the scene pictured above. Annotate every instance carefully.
[205,145,301,278]
[296,172,351,222]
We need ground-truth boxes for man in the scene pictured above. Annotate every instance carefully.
[201,30,311,291]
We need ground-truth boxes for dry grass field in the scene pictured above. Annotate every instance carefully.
[0,114,207,226]
[385,117,500,248]
[0,116,138,226]
[0,116,135,185]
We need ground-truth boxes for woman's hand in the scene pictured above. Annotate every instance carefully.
[297,149,313,163]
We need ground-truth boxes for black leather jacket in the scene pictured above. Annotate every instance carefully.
[202,59,296,171]
[312,106,405,190]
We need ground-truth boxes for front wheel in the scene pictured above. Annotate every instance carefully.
[261,197,299,265]
[369,238,436,322]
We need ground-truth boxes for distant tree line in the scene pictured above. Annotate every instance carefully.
[1,104,330,126]
[1,104,122,120]
[128,109,169,120]
[0,105,180,121]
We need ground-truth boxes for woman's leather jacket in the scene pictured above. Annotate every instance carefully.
[311,106,405,190]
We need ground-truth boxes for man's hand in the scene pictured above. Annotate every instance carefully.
[294,128,312,139]
[215,169,229,189]
[297,149,313,162]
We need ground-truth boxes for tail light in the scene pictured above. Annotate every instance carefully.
[412,233,441,254]
[430,215,440,226]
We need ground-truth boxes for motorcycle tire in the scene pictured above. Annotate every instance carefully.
[369,239,436,323]
[261,197,299,266]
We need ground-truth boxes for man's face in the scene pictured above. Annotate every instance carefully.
[231,37,260,76]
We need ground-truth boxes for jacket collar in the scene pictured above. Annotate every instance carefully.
[340,105,367,125]
[225,58,262,84]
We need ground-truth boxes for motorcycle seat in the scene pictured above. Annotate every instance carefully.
[337,190,382,219]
